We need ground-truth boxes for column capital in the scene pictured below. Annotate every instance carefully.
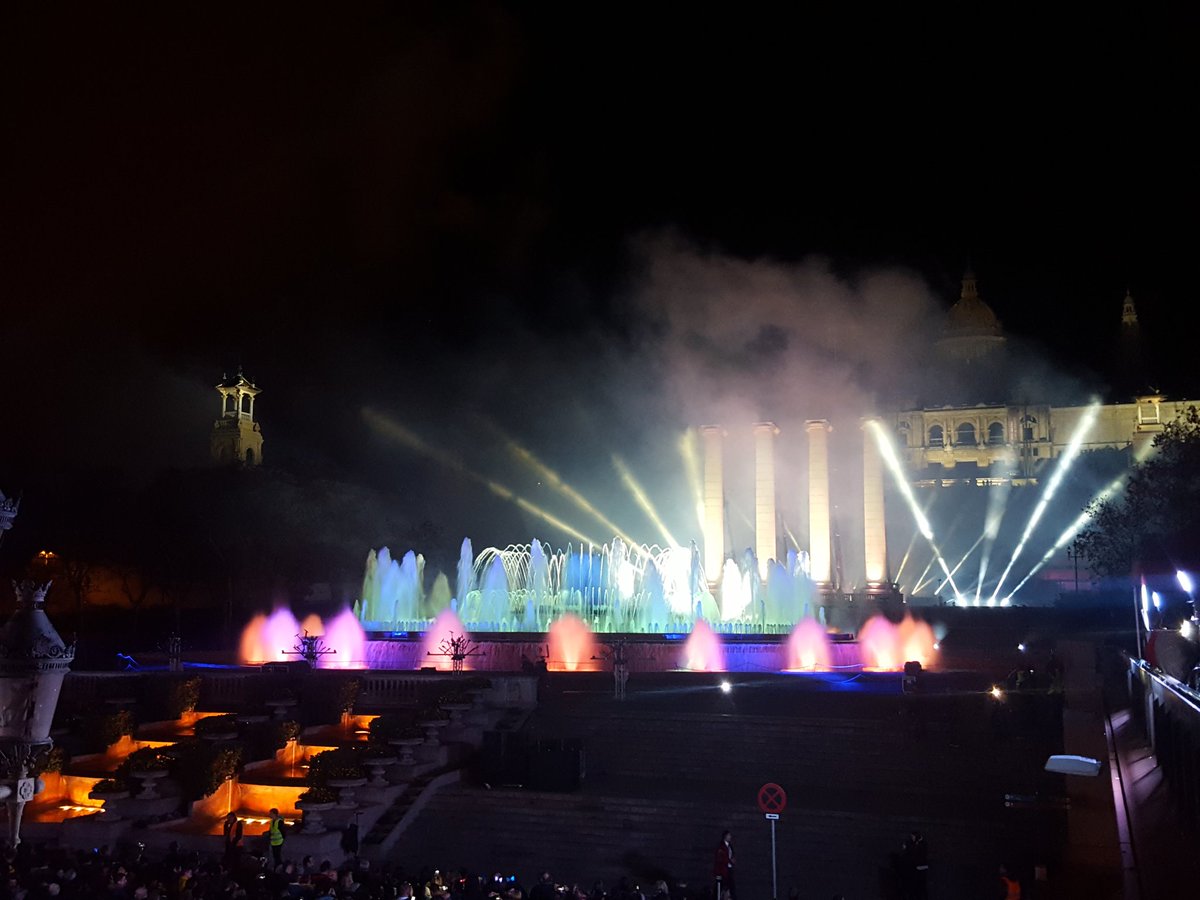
[699,425,726,438]
[805,419,832,433]
[753,421,780,436]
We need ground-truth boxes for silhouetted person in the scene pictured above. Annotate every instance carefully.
[713,830,735,900]
[222,813,243,865]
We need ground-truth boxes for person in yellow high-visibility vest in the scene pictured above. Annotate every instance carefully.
[267,808,285,867]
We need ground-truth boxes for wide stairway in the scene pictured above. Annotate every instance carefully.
[394,673,1065,899]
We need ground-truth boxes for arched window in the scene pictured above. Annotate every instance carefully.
[987,421,1005,445]
[240,393,251,414]
[224,394,236,414]
[1021,415,1037,442]
[244,448,255,465]
[928,425,944,448]
[897,422,911,446]
[956,422,977,446]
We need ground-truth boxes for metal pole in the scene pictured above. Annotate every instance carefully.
[770,817,777,900]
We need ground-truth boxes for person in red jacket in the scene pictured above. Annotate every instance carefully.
[713,830,735,900]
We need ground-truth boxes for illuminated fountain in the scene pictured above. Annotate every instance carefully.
[546,614,599,672]
[358,537,814,635]
[239,607,366,667]
[786,618,832,671]
[856,614,936,671]
[682,620,726,672]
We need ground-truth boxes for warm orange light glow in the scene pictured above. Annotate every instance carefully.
[857,614,939,671]
[547,614,599,672]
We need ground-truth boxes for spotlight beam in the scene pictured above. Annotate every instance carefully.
[612,455,679,547]
[1004,437,1158,601]
[990,402,1099,604]
[503,438,638,544]
[868,421,964,603]
[363,408,603,545]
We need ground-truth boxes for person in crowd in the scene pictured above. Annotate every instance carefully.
[712,829,735,900]
[266,808,286,868]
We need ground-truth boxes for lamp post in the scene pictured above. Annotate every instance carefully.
[0,582,75,848]
[1065,539,1081,595]
[0,487,75,848]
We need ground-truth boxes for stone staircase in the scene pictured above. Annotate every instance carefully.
[390,677,1065,899]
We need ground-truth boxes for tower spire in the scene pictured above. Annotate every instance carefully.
[211,370,264,466]
[1121,288,1139,327]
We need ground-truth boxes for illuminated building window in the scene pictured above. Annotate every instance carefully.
[1021,415,1037,442]
[956,422,977,445]
[929,425,944,447]
[987,421,1005,444]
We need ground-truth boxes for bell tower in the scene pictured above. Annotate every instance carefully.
[211,369,264,466]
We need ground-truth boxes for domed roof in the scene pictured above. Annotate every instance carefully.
[944,269,1002,338]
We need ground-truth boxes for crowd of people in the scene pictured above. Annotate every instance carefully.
[0,840,682,900]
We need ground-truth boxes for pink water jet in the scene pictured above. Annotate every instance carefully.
[238,607,367,667]
[681,620,726,672]
[856,614,937,671]
[547,614,598,672]
[239,608,302,665]
[321,607,367,669]
[422,609,470,671]
[786,618,832,670]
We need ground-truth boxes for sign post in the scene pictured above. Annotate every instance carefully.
[757,783,787,900]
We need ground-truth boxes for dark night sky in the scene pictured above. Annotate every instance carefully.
[3,3,1196,555]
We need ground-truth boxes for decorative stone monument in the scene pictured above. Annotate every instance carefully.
[0,490,75,848]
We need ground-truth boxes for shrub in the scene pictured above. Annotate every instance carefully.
[368,713,408,743]
[167,676,203,719]
[163,740,244,801]
[30,746,66,776]
[297,786,337,804]
[91,778,129,795]
[86,709,135,751]
[338,678,361,714]
[307,747,366,785]
[279,719,301,744]
[122,747,172,774]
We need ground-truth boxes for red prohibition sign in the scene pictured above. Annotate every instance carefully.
[757,782,787,814]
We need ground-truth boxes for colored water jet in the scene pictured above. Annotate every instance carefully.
[547,614,598,672]
[786,618,832,670]
[422,608,471,671]
[681,620,726,672]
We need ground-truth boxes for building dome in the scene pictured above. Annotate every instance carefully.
[937,268,1006,364]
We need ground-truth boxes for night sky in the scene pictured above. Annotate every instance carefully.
[4,4,1195,559]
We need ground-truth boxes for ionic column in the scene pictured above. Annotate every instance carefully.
[700,426,726,582]
[806,420,833,587]
[862,419,888,586]
[753,422,780,580]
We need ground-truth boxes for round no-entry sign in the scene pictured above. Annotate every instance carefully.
[757,782,787,814]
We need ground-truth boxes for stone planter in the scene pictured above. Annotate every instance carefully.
[440,703,472,730]
[266,698,298,720]
[417,719,450,745]
[87,788,130,821]
[389,737,425,766]
[296,799,337,834]
[130,768,169,800]
[325,776,368,809]
[365,756,397,788]
[199,730,238,741]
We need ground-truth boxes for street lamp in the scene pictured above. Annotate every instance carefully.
[1065,539,1082,595]
[0,486,74,848]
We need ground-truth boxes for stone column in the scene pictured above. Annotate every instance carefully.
[700,426,725,583]
[753,423,780,580]
[806,420,833,588]
[862,419,888,586]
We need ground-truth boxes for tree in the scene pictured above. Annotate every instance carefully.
[1077,406,1200,578]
